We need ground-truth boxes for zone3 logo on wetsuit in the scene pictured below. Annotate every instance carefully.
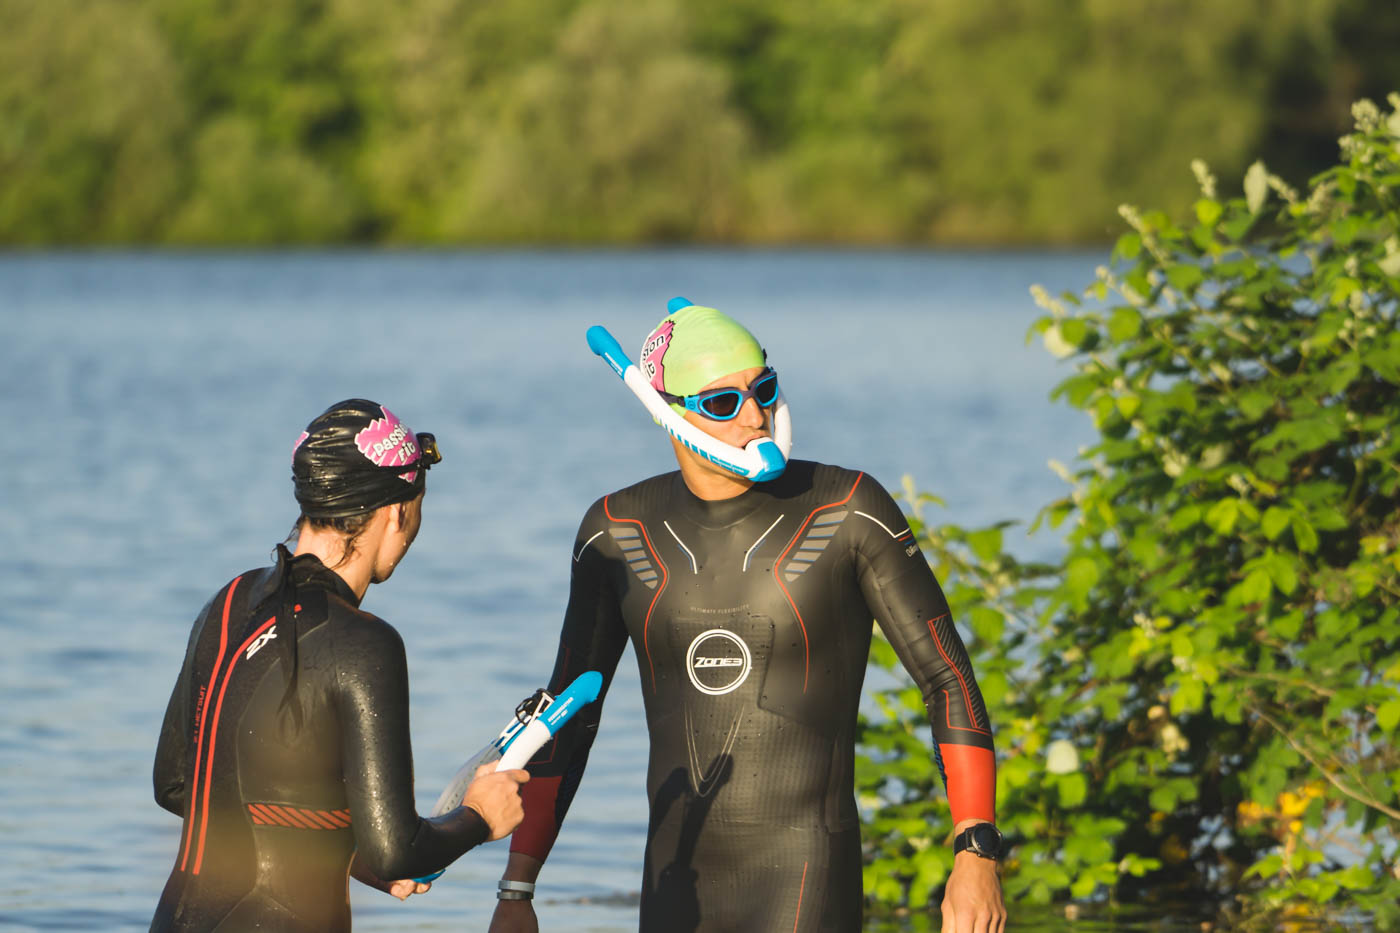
[512,460,996,933]
[685,630,752,695]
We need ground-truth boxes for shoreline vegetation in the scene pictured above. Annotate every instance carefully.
[859,96,1400,930]
[3,0,1398,247]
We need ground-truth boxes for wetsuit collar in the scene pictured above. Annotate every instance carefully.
[288,552,362,608]
[669,471,773,529]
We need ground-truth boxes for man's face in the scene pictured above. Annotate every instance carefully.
[680,365,773,450]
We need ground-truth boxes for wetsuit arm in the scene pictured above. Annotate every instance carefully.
[334,618,489,881]
[852,476,997,826]
[510,505,630,865]
[152,597,216,816]
[153,658,192,816]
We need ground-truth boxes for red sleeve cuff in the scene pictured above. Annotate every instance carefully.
[940,744,996,824]
[509,775,563,860]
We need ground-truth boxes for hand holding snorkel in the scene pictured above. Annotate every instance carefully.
[412,671,604,884]
[586,297,792,482]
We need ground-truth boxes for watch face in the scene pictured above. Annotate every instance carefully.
[969,823,1003,857]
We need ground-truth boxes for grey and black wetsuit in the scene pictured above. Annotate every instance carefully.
[151,553,487,932]
[512,461,996,932]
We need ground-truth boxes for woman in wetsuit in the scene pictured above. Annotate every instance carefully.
[151,399,528,932]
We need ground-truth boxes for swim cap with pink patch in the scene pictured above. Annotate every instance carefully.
[639,300,766,410]
[292,399,435,519]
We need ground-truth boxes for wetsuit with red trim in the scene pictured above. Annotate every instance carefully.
[513,460,996,933]
[151,553,488,932]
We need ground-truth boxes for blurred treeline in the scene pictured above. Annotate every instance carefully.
[4,0,1398,246]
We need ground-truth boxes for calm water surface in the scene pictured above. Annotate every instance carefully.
[0,250,1213,931]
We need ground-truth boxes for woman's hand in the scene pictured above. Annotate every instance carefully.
[387,878,431,900]
[463,764,529,841]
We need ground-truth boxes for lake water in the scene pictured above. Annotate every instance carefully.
[0,249,1207,931]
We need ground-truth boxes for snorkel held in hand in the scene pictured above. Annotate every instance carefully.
[414,671,604,883]
[586,297,792,482]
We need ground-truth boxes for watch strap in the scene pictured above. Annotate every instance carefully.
[953,823,1004,859]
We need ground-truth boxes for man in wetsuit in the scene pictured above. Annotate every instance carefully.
[152,399,528,932]
[491,306,1006,933]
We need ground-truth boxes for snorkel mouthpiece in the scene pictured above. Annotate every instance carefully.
[585,300,792,482]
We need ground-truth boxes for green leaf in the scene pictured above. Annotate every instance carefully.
[1235,568,1273,605]
[1245,160,1269,214]
[966,527,1003,563]
[1108,308,1142,342]
[1333,865,1379,890]
[1066,557,1101,602]
[1291,516,1320,553]
[1332,215,1366,247]
[1171,630,1194,660]
[1070,872,1098,898]
[1114,232,1142,261]
[1170,678,1205,715]
[1194,199,1223,227]
[1261,507,1291,539]
[1168,504,1202,532]
[1326,356,1362,394]
[1245,853,1285,880]
[1205,499,1240,534]
[1238,391,1274,420]
[968,606,1005,645]
[1266,552,1299,595]
[1377,700,1400,733]
[1166,263,1204,293]
[1272,610,1305,640]
[1060,317,1089,348]
[1222,210,1257,242]
[1257,455,1289,482]
[1057,772,1088,808]
[1149,783,1180,812]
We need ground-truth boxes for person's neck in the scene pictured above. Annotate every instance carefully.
[676,456,755,501]
[294,526,374,600]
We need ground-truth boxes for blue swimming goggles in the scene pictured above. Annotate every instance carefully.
[659,368,780,421]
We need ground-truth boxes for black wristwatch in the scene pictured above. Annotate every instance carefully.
[953,823,1005,860]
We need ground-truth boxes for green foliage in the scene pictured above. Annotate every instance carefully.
[857,96,1400,926]
[3,0,1399,244]
[0,0,188,242]
[446,0,750,242]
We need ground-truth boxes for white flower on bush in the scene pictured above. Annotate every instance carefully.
[1045,739,1080,775]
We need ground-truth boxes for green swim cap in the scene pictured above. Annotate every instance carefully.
[639,301,765,413]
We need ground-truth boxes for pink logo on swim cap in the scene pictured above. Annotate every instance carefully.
[354,406,421,483]
[291,431,309,465]
[640,320,675,393]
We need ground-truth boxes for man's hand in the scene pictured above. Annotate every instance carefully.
[488,851,543,933]
[463,764,529,841]
[940,849,1005,933]
[488,897,539,933]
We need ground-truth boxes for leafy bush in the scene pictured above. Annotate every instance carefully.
[858,94,1400,930]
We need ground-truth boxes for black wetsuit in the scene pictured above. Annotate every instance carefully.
[512,461,996,932]
[151,553,487,932]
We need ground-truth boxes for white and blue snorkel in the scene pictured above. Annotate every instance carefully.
[586,298,792,482]
[413,671,603,883]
